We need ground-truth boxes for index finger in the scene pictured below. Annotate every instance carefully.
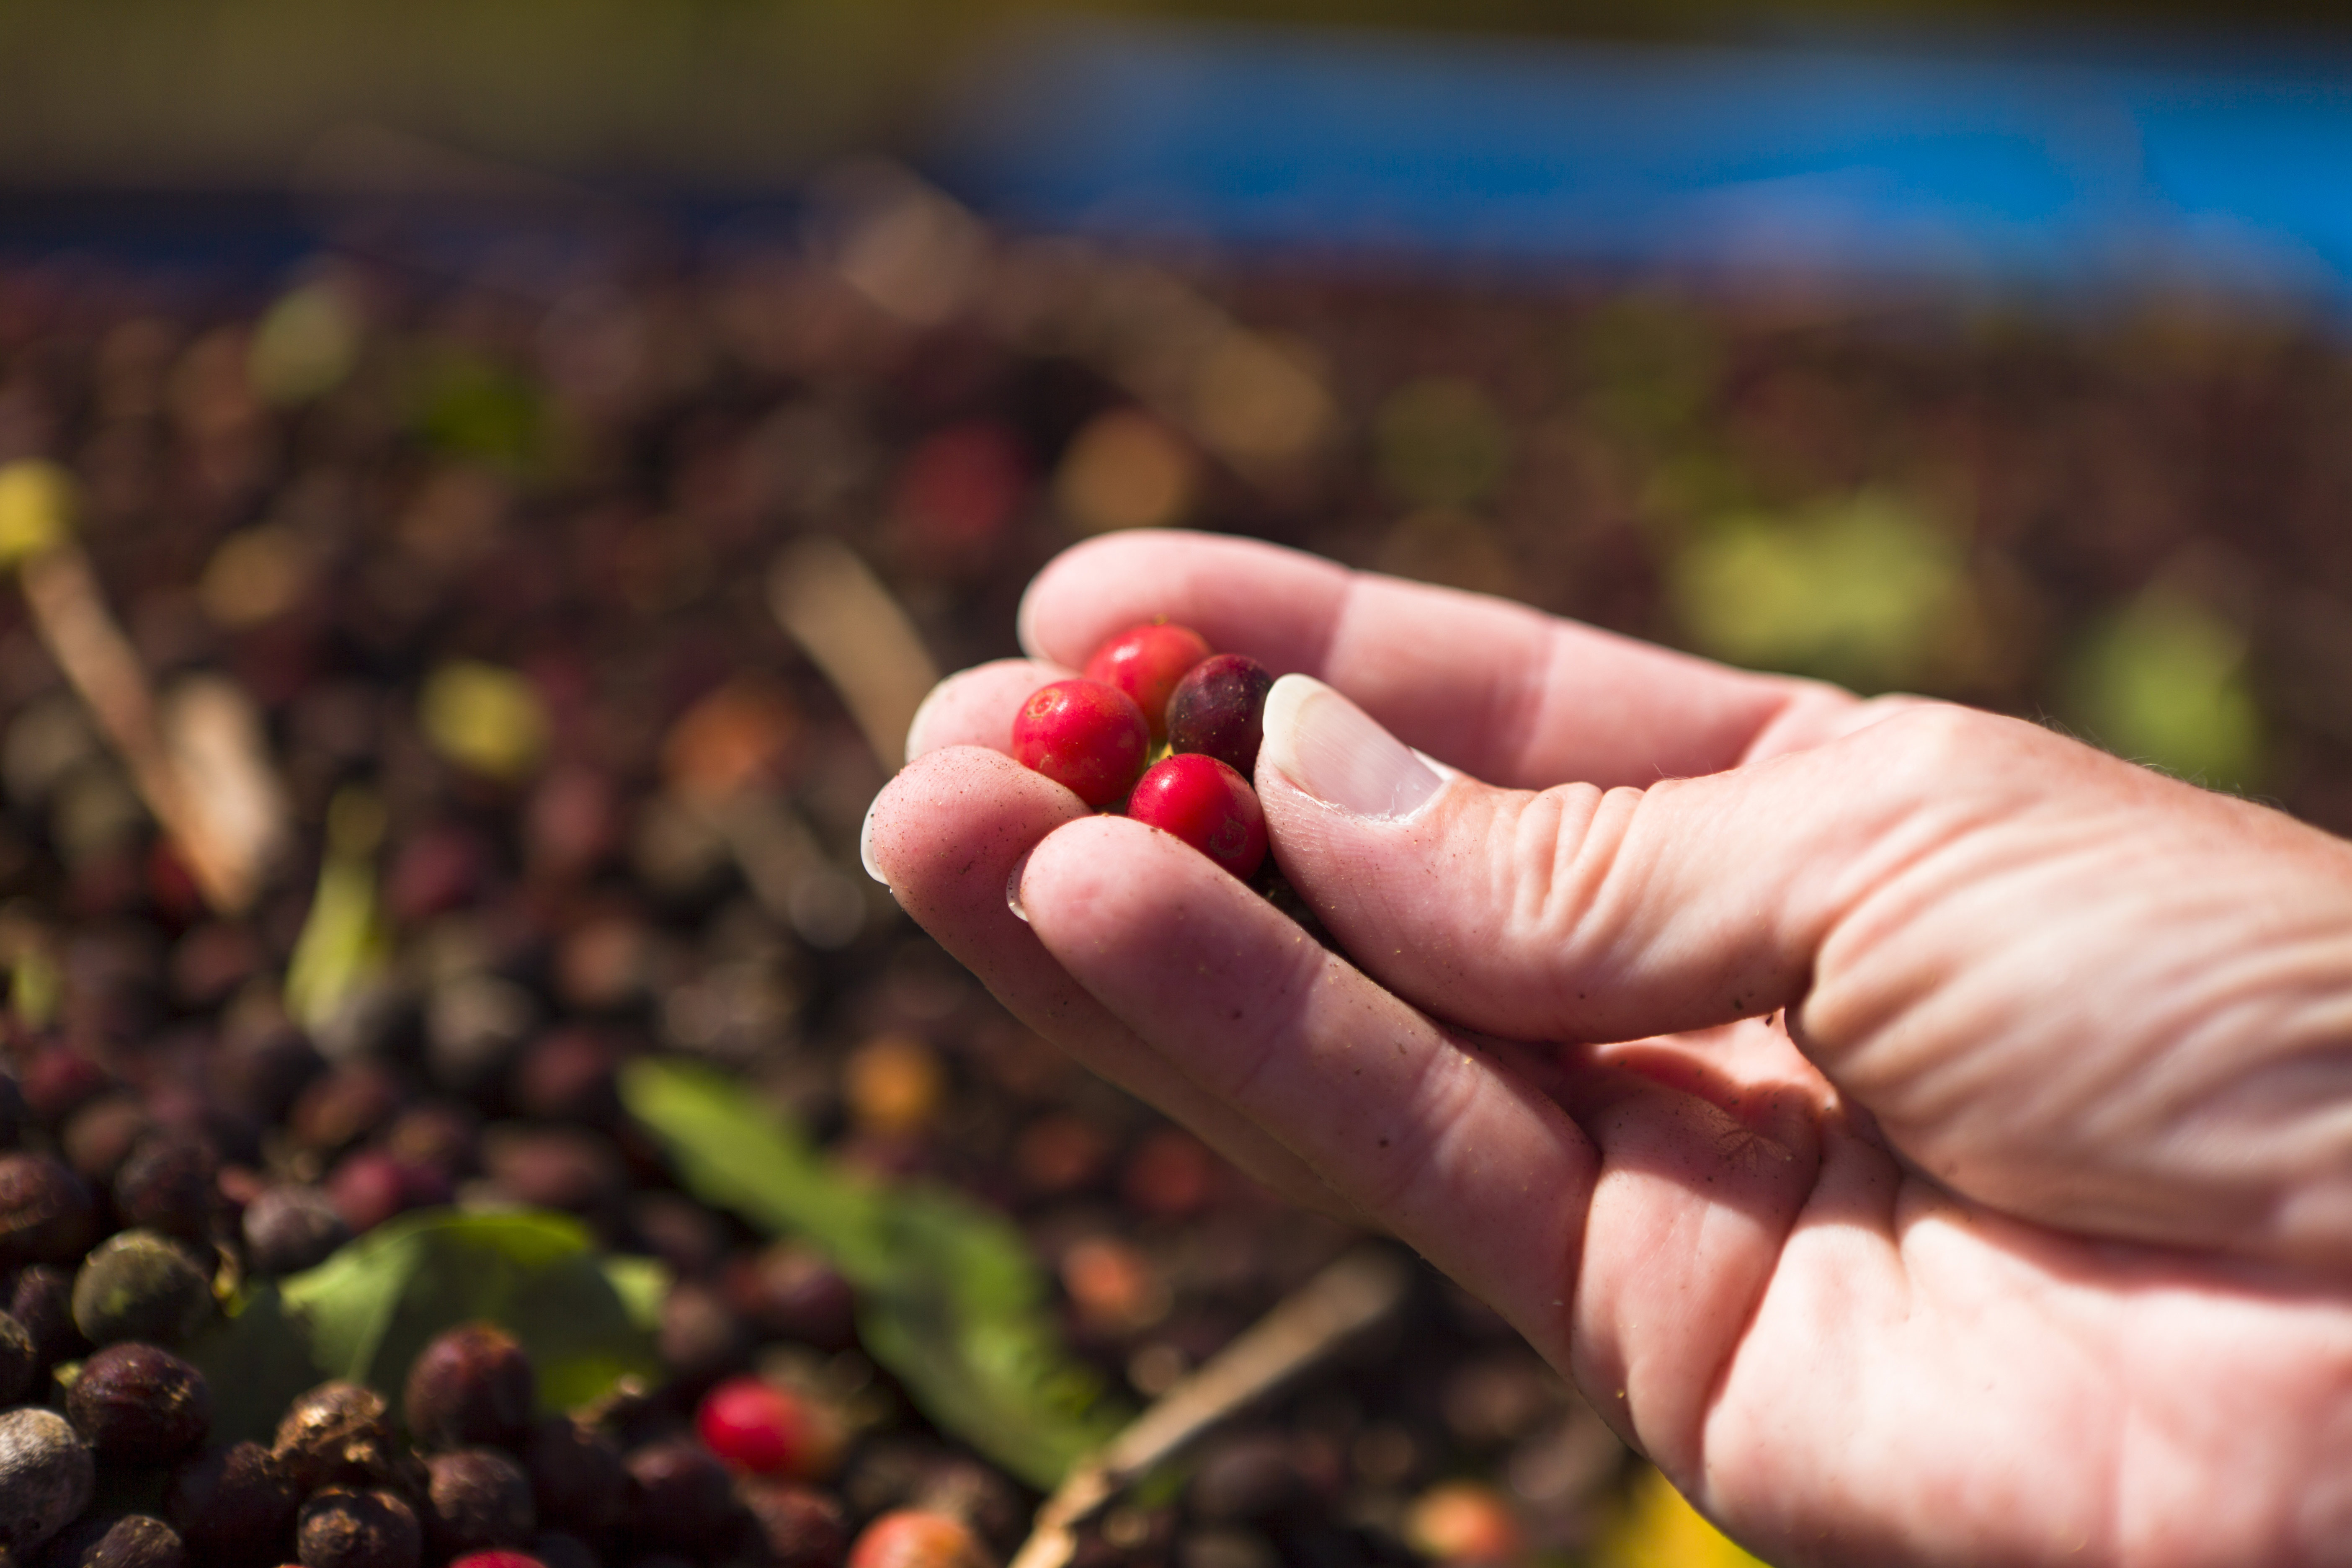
[1019,531,1859,789]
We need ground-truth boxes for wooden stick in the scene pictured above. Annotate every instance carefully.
[1,462,286,915]
[769,536,940,773]
[1008,1246,1411,1568]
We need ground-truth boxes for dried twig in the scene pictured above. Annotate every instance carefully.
[769,536,940,773]
[1009,1247,1412,1568]
[0,462,289,914]
[160,673,295,913]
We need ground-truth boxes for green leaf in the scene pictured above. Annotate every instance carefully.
[1669,489,1970,692]
[181,1286,324,1452]
[601,1254,672,1335]
[284,787,391,1034]
[412,349,544,469]
[2063,588,2264,792]
[188,1210,664,1444]
[622,1058,1126,1487]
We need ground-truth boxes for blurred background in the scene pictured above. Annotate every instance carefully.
[2,1,2349,1565]
[6,0,2350,802]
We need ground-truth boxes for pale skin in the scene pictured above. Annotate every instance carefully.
[861,530,2352,1567]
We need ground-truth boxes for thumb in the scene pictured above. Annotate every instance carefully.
[1258,674,2352,1269]
[1255,673,2040,1048]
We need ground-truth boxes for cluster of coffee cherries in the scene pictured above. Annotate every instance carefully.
[0,1308,990,1568]
[1011,626,1275,879]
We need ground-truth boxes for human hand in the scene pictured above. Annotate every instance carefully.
[862,530,2352,1566]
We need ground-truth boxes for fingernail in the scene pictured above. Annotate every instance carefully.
[859,792,889,885]
[1259,674,1441,819]
[1006,847,1034,923]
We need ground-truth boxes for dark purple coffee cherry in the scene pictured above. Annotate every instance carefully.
[166,1439,299,1565]
[288,1065,406,1159]
[8,1264,85,1371]
[295,1488,421,1568]
[478,1127,624,1217]
[66,1343,211,1463]
[70,1232,213,1347]
[0,1407,94,1557]
[384,1102,481,1179]
[210,1022,325,1124]
[738,1478,849,1568]
[1188,1431,1310,1523]
[628,1192,725,1279]
[387,822,491,926]
[521,1417,624,1538]
[0,1154,96,1270]
[111,1134,219,1244]
[1165,654,1274,777]
[39,1511,186,1567]
[325,1149,445,1238]
[271,1382,406,1496]
[20,1052,112,1132]
[240,1185,351,1277]
[59,1096,149,1189]
[724,1242,858,1353]
[422,1449,534,1558]
[621,1438,737,1554]
[404,1323,535,1451]
[656,1280,748,1390]
[510,1029,623,1127]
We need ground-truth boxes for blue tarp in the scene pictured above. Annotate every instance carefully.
[932,20,2352,300]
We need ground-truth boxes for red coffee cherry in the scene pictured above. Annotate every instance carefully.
[1165,654,1274,777]
[1082,622,1212,744]
[1010,679,1150,807]
[1126,755,1266,879]
[694,1375,830,1478]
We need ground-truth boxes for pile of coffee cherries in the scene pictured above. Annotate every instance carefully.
[1010,627,1275,879]
[0,1268,990,1568]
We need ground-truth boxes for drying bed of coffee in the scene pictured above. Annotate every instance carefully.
[0,187,2344,1568]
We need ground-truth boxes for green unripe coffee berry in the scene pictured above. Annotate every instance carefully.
[70,1231,212,1347]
